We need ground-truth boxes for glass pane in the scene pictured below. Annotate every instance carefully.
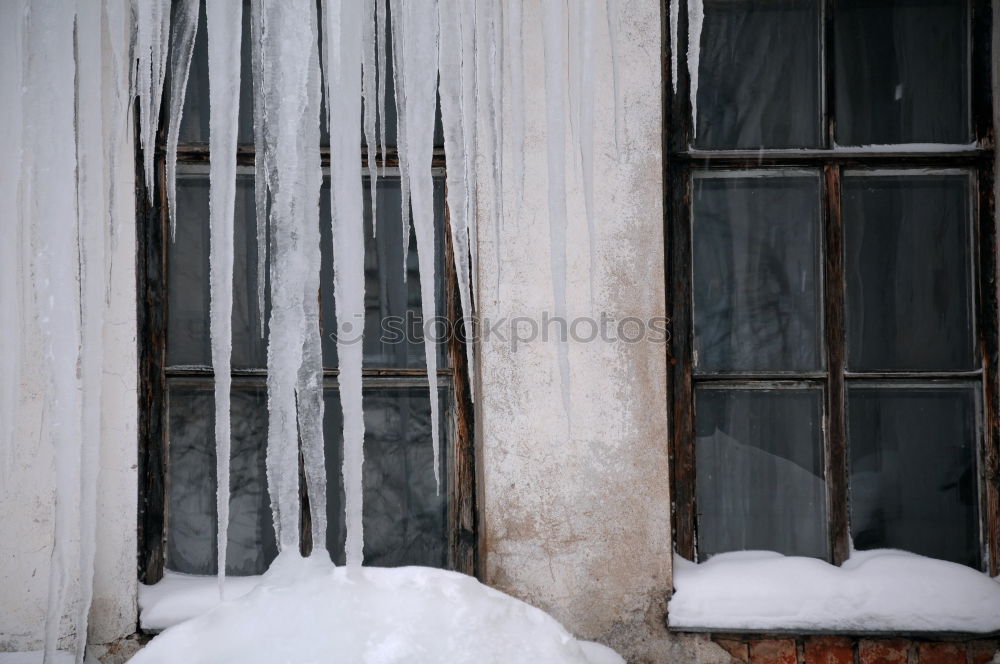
[174,0,443,148]
[843,174,974,372]
[692,173,822,373]
[848,385,979,567]
[694,0,821,149]
[168,172,269,369]
[320,176,448,370]
[695,387,828,559]
[834,0,969,146]
[324,386,449,567]
[166,382,278,575]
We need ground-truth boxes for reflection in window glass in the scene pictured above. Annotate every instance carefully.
[692,173,822,373]
[834,0,969,145]
[843,174,974,372]
[166,383,277,575]
[848,385,980,567]
[695,387,828,559]
[324,387,449,567]
[695,0,820,149]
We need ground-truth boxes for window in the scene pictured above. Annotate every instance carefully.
[137,2,474,585]
[667,0,997,573]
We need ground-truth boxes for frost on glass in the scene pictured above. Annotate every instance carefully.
[324,387,449,568]
[694,0,820,149]
[695,387,828,560]
[849,385,980,568]
[166,384,278,576]
[834,0,969,146]
[843,174,974,372]
[692,174,822,373]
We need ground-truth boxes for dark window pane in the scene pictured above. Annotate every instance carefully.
[168,172,269,369]
[834,0,969,145]
[843,174,974,371]
[324,386,449,567]
[692,173,822,373]
[848,385,980,567]
[695,387,828,559]
[166,382,278,575]
[319,176,448,370]
[694,0,821,149]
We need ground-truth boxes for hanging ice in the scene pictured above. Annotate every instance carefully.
[389,0,413,276]
[135,0,171,201]
[322,0,367,566]
[438,0,476,401]
[207,0,243,595]
[459,0,480,313]
[362,0,379,233]
[258,0,323,551]
[396,0,443,492]
[165,0,199,241]
[687,0,704,137]
[376,0,389,165]
[669,0,680,94]
[542,0,572,419]
[249,0,270,338]
[0,0,24,487]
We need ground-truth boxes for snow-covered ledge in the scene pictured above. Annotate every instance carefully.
[668,550,1000,634]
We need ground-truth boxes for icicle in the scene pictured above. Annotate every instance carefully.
[474,0,497,297]
[362,0,379,235]
[397,0,443,493]
[506,0,524,209]
[74,1,110,660]
[22,4,82,662]
[376,0,388,166]
[298,21,327,556]
[459,1,480,315]
[135,0,172,201]
[249,0,269,337]
[259,0,321,551]
[580,0,598,304]
[437,0,475,402]
[323,0,366,566]
[605,0,623,153]
[687,0,704,138]
[542,0,572,419]
[567,0,581,142]
[207,0,242,596]
[389,0,413,278]
[0,0,25,488]
[489,0,503,297]
[669,0,679,94]
[165,0,199,242]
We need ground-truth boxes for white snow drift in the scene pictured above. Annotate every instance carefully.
[669,549,1000,632]
[131,552,623,664]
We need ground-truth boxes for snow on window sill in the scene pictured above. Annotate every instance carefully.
[138,571,263,632]
[667,549,1000,634]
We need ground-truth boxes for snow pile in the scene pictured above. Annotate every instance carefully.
[132,553,623,664]
[669,550,1000,632]
[138,572,261,631]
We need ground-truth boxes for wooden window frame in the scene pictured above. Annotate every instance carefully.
[664,0,999,574]
[136,113,477,586]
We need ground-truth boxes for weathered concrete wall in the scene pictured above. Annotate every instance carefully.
[473,1,683,661]
[0,71,138,651]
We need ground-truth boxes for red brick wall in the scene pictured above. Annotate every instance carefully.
[707,635,998,664]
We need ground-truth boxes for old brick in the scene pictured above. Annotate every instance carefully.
[859,639,910,664]
[715,638,750,664]
[750,639,799,664]
[919,642,966,664]
[967,640,999,664]
[804,636,854,664]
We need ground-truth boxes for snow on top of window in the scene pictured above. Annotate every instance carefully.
[669,549,1000,633]
[133,551,623,664]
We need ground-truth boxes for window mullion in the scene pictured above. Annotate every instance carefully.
[823,164,850,565]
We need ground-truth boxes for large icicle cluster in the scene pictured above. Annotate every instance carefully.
[1,2,130,663]
[1,0,622,658]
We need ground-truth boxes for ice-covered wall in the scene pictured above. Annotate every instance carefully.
[474,0,676,658]
[0,14,138,657]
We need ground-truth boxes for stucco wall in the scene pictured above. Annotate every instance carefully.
[473,0,681,660]
[0,92,137,652]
